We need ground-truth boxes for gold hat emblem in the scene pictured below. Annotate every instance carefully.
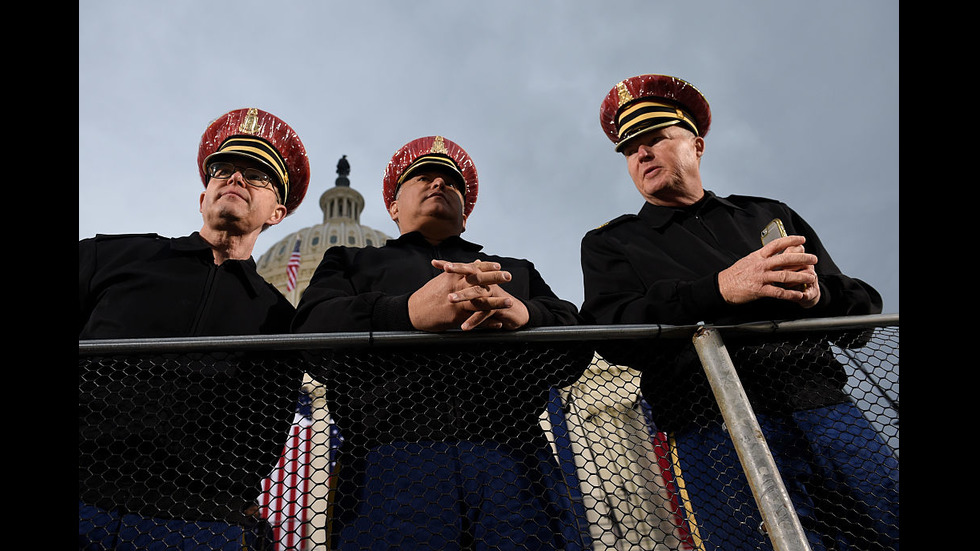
[238,108,260,134]
[616,81,634,108]
[430,135,448,154]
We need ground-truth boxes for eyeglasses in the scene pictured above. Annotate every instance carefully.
[207,162,282,203]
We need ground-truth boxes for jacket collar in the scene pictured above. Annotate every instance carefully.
[389,231,484,252]
[171,232,262,296]
[172,231,215,254]
[172,232,257,266]
[637,190,743,229]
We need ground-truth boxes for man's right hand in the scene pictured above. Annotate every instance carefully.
[407,259,518,331]
[717,235,819,306]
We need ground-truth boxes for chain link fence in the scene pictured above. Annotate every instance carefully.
[79,314,898,550]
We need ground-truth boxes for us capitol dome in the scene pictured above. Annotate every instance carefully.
[256,155,391,305]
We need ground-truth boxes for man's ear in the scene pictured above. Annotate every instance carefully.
[388,201,399,223]
[199,191,207,214]
[265,204,288,227]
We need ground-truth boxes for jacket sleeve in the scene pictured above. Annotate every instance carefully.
[580,230,727,326]
[517,261,589,390]
[291,248,413,333]
[520,261,583,328]
[79,238,97,336]
[785,207,883,317]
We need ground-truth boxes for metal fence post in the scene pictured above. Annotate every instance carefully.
[691,327,812,551]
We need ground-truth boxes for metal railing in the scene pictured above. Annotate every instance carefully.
[79,314,899,551]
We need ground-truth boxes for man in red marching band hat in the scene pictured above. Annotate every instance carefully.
[294,136,589,549]
[580,75,898,550]
[79,108,310,549]
[295,135,573,334]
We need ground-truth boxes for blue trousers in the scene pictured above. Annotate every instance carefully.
[670,402,899,551]
[337,440,590,550]
[78,502,260,551]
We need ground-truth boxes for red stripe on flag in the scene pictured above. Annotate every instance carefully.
[286,241,301,292]
[260,416,312,550]
[652,431,697,551]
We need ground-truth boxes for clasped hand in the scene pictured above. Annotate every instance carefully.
[408,259,530,331]
[717,235,821,308]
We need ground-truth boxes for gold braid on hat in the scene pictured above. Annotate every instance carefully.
[617,99,700,143]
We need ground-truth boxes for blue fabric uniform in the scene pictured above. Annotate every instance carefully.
[670,404,899,550]
[78,501,268,551]
[338,441,588,550]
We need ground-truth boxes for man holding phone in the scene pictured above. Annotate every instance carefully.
[579,75,896,550]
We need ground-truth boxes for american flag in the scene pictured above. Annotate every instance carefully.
[260,392,314,551]
[259,392,343,551]
[285,240,301,292]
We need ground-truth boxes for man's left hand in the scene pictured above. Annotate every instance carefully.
[782,243,821,308]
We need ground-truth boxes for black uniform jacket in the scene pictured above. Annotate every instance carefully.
[79,232,294,338]
[292,231,587,448]
[293,231,581,333]
[78,232,300,522]
[580,192,882,431]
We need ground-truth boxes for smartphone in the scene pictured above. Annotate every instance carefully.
[760,218,787,246]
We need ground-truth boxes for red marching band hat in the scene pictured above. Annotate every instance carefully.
[198,107,311,216]
[600,74,712,152]
[383,136,479,219]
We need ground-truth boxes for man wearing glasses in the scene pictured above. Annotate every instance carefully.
[79,108,309,550]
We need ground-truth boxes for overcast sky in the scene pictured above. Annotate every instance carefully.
[79,1,899,314]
